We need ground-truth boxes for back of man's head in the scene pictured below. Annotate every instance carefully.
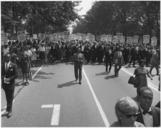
[138,87,153,97]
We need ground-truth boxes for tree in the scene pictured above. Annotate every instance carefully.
[73,1,160,45]
[1,1,78,34]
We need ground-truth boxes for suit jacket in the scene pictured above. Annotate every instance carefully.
[136,106,160,127]
[2,61,18,87]
[73,52,84,64]
[105,50,113,62]
[113,51,124,65]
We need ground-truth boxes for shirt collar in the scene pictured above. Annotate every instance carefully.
[140,106,152,113]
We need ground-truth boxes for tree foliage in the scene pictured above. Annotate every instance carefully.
[73,1,160,40]
[2,1,78,34]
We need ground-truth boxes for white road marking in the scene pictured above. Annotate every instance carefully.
[41,104,54,108]
[32,66,42,79]
[51,104,61,126]
[41,104,60,126]
[83,68,110,127]
[1,66,42,115]
[121,67,159,93]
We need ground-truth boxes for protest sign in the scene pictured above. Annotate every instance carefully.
[133,35,139,44]
[17,33,26,42]
[151,36,157,46]
[143,35,150,44]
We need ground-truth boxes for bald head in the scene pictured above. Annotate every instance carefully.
[138,87,153,97]
[115,96,138,115]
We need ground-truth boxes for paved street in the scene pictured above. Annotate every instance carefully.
[1,63,160,127]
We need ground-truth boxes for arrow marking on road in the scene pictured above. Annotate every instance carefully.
[51,104,61,126]
[83,68,110,127]
[41,104,54,108]
[41,104,60,126]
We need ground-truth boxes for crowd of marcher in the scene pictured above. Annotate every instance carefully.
[1,38,160,127]
[2,39,160,82]
[2,39,160,66]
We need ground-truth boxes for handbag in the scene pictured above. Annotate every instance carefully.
[128,76,136,85]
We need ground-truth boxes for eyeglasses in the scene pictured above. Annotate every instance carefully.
[125,113,140,118]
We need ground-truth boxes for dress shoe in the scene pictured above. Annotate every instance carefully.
[7,112,12,118]
[1,111,9,117]
[79,81,81,84]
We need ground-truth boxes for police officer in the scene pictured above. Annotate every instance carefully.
[73,47,84,84]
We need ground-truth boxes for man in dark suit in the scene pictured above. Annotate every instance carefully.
[113,47,124,77]
[73,47,84,84]
[104,47,113,72]
[2,53,18,118]
[136,87,160,127]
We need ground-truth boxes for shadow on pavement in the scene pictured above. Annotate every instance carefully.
[17,69,36,79]
[37,71,55,75]
[105,75,116,79]
[34,71,55,80]
[35,75,52,80]
[15,80,23,87]
[31,79,40,83]
[96,71,109,76]
[57,80,78,88]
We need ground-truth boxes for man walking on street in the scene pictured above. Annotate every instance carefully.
[73,47,84,84]
[113,47,124,77]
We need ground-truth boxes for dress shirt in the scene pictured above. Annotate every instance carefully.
[141,107,153,127]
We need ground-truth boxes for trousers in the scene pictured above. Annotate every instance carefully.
[74,62,82,82]
[3,84,15,112]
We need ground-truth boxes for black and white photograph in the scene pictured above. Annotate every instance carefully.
[1,0,160,127]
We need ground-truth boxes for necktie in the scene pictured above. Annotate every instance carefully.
[143,110,152,115]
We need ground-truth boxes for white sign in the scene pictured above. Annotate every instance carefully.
[107,35,112,42]
[100,34,107,42]
[143,35,150,44]
[38,33,45,40]
[112,36,118,44]
[1,31,8,45]
[126,36,133,44]
[86,33,95,42]
[33,34,37,39]
[17,33,26,42]
[151,36,157,46]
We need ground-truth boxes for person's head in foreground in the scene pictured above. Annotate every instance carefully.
[111,96,144,127]
[138,86,153,112]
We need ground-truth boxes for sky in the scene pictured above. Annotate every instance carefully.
[75,0,95,16]
[68,0,95,33]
